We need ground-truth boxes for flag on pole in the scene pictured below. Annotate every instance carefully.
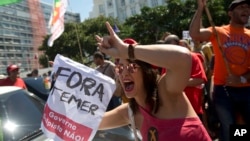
[0,0,22,6]
[113,24,120,33]
[47,0,68,47]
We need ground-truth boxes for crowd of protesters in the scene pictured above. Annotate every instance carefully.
[189,0,250,141]
[1,0,250,141]
[96,0,250,141]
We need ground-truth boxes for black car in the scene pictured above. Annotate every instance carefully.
[23,77,50,101]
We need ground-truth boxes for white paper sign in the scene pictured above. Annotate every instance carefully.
[182,30,191,39]
[41,54,116,141]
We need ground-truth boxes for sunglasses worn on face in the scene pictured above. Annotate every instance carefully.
[115,63,140,74]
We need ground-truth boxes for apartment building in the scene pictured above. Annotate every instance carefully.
[0,0,80,75]
[89,0,166,22]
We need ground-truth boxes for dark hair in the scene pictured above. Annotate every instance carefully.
[128,59,159,115]
[48,71,52,76]
[32,69,38,75]
[164,34,180,45]
[26,73,32,77]
[94,52,104,60]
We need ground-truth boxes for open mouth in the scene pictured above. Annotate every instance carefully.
[241,13,249,19]
[123,81,134,92]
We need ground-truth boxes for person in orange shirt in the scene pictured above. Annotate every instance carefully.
[0,64,27,89]
[189,0,250,141]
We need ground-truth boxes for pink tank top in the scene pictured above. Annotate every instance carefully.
[139,107,211,141]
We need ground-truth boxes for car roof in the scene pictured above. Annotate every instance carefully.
[0,86,22,95]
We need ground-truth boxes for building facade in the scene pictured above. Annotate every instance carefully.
[41,2,81,33]
[0,0,80,75]
[89,0,166,22]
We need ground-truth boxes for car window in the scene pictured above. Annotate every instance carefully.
[0,89,44,141]
[24,77,50,94]
[23,77,50,101]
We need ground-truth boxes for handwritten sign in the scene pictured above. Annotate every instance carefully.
[41,54,116,141]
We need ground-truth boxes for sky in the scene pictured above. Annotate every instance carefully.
[41,0,93,21]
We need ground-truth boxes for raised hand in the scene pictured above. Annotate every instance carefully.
[48,61,54,67]
[95,22,128,59]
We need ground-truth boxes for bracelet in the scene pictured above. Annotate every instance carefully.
[128,44,135,60]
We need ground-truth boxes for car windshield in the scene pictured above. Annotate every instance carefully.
[0,89,44,141]
[24,77,50,95]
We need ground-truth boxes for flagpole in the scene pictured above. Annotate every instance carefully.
[67,0,84,64]
[204,5,231,75]
[74,24,84,64]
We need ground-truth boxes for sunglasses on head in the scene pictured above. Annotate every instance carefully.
[115,63,140,74]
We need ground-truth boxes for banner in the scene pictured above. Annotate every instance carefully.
[182,30,191,40]
[0,0,22,6]
[41,54,116,141]
[47,0,68,47]
[182,30,194,47]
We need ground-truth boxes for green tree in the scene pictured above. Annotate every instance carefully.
[38,0,232,67]
[124,6,170,44]
[39,54,50,68]
[39,23,86,64]
[199,0,228,27]
[124,0,230,44]
[38,16,122,67]
[79,16,121,57]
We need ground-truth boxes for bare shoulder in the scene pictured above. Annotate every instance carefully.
[114,103,130,119]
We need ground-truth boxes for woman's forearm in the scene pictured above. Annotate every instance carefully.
[134,44,191,71]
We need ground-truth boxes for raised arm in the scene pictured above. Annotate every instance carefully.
[96,22,192,94]
[134,44,192,93]
[189,0,211,41]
